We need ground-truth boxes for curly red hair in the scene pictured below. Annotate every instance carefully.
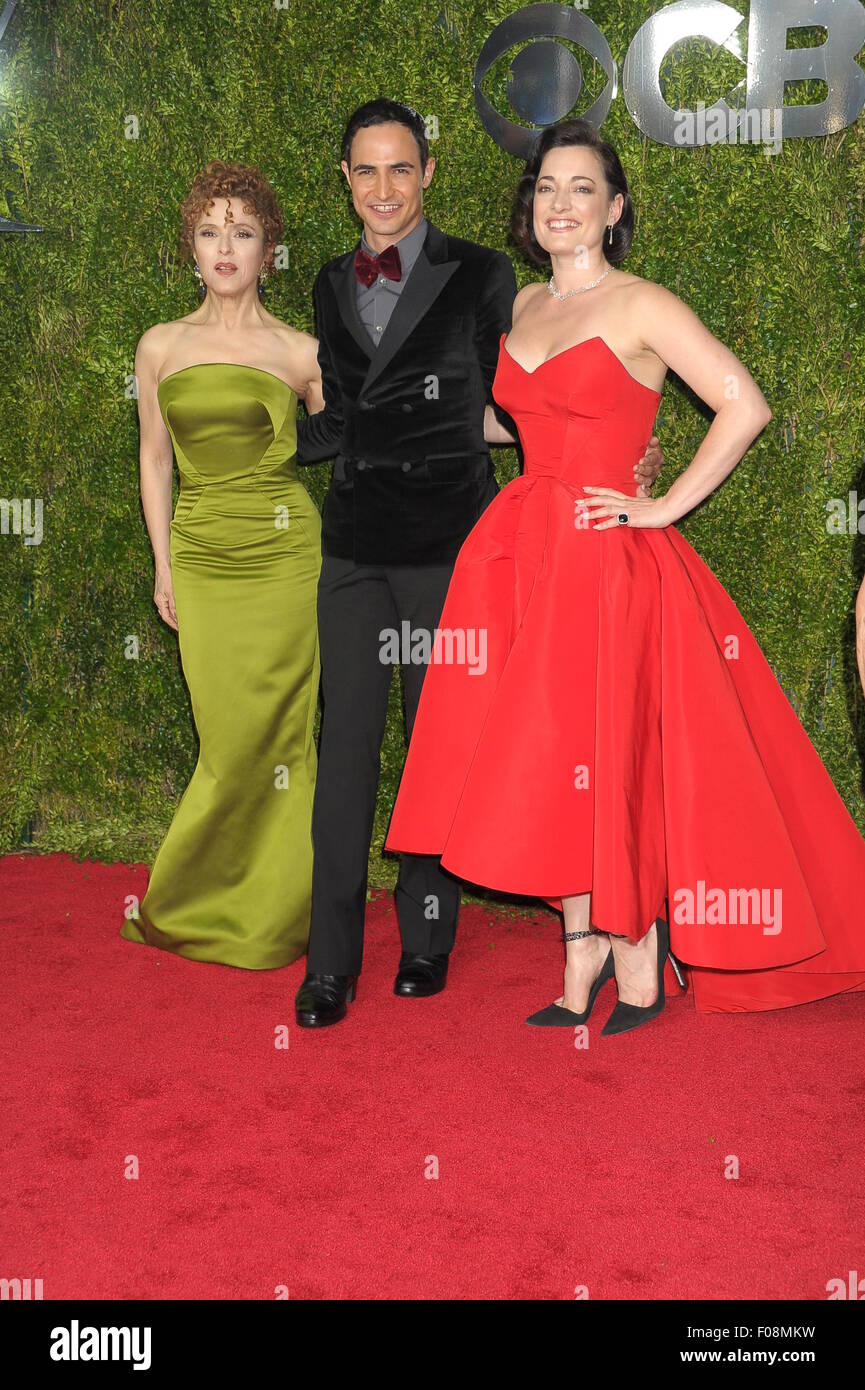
[179,160,284,273]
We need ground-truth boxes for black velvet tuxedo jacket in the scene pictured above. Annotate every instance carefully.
[296,220,518,565]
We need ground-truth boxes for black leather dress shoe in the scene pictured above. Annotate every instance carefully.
[295,972,357,1028]
[393,951,449,997]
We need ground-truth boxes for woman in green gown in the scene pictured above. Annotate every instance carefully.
[121,160,323,969]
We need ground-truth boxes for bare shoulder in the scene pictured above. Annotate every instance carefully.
[270,318,319,384]
[615,273,684,320]
[514,281,546,307]
[272,318,316,357]
[612,275,701,353]
[511,280,546,325]
[136,318,195,365]
[135,321,180,380]
[136,320,173,356]
[260,315,319,393]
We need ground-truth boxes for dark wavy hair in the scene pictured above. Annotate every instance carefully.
[511,118,634,267]
[341,98,429,170]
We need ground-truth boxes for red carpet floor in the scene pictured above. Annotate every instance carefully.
[1,851,863,1301]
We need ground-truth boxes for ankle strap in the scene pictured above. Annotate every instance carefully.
[563,927,603,941]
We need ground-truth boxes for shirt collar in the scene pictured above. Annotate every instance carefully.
[360,215,428,274]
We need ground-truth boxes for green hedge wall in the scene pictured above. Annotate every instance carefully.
[2,0,865,889]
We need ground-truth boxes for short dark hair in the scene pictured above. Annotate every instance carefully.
[511,118,634,267]
[341,98,429,170]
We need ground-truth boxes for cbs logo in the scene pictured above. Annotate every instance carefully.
[473,0,865,156]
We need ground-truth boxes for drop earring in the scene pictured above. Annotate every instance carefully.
[607,223,614,246]
[193,261,206,299]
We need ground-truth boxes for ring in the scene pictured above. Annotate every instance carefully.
[617,512,629,525]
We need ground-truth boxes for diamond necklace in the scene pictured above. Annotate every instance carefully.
[548,266,612,301]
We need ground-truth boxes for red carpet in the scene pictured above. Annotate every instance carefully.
[2,851,863,1300]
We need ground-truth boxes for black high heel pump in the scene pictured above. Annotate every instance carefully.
[601,916,671,1036]
[526,927,614,1027]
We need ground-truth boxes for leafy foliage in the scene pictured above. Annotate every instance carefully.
[2,0,864,885]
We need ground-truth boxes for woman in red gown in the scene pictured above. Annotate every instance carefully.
[384,118,865,1034]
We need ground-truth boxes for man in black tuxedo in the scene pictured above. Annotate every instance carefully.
[294,100,661,1027]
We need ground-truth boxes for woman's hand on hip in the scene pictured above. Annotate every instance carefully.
[580,487,675,531]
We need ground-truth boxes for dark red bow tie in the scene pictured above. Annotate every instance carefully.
[354,241,402,288]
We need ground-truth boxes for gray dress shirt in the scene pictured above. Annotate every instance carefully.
[355,216,428,347]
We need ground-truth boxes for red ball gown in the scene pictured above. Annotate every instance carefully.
[384,332,865,1013]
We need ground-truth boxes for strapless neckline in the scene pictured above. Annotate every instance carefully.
[500,332,662,399]
[157,362,296,396]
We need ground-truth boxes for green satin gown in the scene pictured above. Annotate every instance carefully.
[121,363,322,969]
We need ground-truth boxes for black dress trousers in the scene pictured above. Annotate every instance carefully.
[307,544,477,976]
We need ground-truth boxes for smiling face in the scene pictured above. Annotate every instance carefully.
[341,121,435,252]
[192,196,270,295]
[532,144,623,262]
